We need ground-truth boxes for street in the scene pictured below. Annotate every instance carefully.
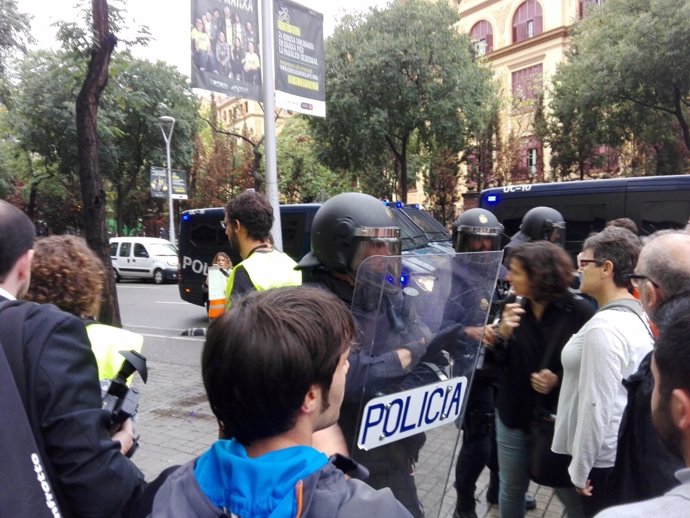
[118,281,560,518]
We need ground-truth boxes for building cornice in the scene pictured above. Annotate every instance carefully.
[485,26,570,62]
[457,0,504,18]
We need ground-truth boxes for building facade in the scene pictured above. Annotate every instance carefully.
[453,0,603,181]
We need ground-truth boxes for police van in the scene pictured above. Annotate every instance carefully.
[178,202,452,308]
[479,174,690,257]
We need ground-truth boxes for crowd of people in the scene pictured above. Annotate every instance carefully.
[191,7,261,85]
[3,191,690,518]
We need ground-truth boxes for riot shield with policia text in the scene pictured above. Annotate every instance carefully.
[340,251,502,518]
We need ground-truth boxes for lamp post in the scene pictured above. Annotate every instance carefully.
[158,116,176,244]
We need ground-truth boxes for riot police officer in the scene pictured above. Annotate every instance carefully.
[297,192,433,518]
[449,208,506,518]
[503,206,566,258]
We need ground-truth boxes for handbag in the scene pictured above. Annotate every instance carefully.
[529,407,572,487]
[528,320,573,488]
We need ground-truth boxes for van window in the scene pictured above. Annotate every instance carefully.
[110,242,118,257]
[281,212,307,259]
[134,243,149,258]
[119,242,131,258]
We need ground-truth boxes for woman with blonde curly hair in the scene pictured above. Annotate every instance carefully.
[24,235,143,380]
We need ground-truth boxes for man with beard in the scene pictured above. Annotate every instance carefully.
[601,231,690,507]
[222,190,302,310]
[596,295,690,517]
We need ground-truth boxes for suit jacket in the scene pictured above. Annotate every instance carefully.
[0,297,145,518]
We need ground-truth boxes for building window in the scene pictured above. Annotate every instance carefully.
[470,20,493,56]
[512,0,543,43]
[512,136,542,180]
[526,147,538,176]
[579,0,605,18]
[512,64,543,105]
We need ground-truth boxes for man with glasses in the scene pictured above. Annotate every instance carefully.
[221,190,302,310]
[603,231,690,508]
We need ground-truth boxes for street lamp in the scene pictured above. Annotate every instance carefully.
[158,115,176,244]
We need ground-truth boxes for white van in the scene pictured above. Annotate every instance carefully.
[110,237,178,284]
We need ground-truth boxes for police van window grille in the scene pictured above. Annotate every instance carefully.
[640,200,690,235]
[190,224,223,247]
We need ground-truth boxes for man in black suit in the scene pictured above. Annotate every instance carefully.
[0,200,145,517]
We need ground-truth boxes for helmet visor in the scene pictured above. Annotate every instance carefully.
[545,222,566,246]
[453,228,502,253]
[350,227,401,274]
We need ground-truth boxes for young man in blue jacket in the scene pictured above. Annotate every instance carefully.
[148,286,411,518]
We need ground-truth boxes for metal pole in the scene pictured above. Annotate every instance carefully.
[158,116,176,244]
[261,0,282,249]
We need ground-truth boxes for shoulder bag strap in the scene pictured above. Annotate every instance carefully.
[603,301,654,341]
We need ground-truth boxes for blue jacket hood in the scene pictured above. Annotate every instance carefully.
[194,439,328,518]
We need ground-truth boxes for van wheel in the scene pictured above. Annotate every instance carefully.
[153,269,164,285]
[113,269,121,282]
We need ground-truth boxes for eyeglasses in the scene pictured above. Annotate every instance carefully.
[578,259,601,269]
[626,273,657,289]
[220,220,229,230]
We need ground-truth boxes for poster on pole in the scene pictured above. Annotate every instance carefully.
[190,0,262,101]
[274,0,325,117]
[150,167,189,200]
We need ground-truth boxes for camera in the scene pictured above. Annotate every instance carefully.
[100,350,148,456]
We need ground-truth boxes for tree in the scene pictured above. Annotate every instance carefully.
[546,0,690,175]
[0,0,31,107]
[277,116,350,202]
[76,0,119,325]
[423,147,459,226]
[310,0,496,202]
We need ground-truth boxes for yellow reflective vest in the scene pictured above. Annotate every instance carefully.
[225,249,302,310]
[86,323,144,382]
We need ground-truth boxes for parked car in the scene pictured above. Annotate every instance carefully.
[110,237,178,284]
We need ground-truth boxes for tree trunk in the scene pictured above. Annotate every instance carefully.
[75,0,120,326]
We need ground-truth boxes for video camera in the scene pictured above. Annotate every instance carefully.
[100,350,148,457]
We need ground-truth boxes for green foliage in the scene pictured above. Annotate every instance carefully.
[9,49,199,233]
[277,116,350,202]
[310,0,497,201]
[546,0,690,176]
[0,0,32,107]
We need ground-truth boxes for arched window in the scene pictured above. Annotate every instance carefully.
[512,0,543,43]
[470,20,493,56]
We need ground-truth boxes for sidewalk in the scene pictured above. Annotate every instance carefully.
[134,360,562,518]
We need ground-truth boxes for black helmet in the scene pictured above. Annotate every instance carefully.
[296,193,401,274]
[452,208,503,253]
[515,206,566,245]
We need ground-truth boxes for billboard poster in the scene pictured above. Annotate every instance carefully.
[191,0,262,101]
[150,167,189,200]
[274,0,325,117]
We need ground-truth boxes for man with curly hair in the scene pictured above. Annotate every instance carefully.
[222,190,302,310]
[0,201,144,517]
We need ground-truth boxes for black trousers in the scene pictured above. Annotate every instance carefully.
[455,378,498,511]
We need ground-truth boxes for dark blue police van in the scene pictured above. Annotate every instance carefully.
[479,174,690,257]
[177,202,451,307]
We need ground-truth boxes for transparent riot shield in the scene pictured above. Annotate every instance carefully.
[341,251,503,518]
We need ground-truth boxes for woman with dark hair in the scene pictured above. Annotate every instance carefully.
[492,241,595,518]
[552,227,653,516]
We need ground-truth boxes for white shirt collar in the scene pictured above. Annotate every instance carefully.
[0,287,16,300]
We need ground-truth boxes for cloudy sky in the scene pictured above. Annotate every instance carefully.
[16,0,390,75]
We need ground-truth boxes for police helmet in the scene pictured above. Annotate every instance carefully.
[518,206,566,246]
[452,208,503,253]
[296,193,401,274]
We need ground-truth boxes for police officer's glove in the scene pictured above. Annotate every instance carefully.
[400,335,429,366]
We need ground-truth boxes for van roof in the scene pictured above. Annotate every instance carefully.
[109,237,174,245]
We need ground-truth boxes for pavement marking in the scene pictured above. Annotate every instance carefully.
[155,301,190,304]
